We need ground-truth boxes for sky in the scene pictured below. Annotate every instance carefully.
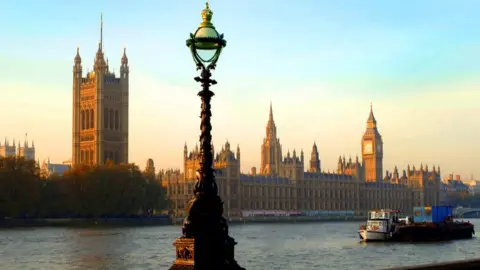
[1,0,479,179]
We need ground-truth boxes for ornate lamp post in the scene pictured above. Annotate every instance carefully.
[169,3,244,270]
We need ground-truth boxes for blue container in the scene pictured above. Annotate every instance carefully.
[413,206,425,222]
[431,205,454,223]
[432,206,441,223]
[446,206,453,217]
[440,206,447,221]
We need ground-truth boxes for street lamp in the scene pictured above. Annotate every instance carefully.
[169,3,244,270]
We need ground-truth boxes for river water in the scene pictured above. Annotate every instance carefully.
[0,220,479,270]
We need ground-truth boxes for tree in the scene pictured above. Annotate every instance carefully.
[0,157,171,219]
[0,157,41,218]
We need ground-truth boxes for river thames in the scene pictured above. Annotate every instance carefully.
[0,220,478,270]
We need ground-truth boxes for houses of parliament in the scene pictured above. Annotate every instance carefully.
[68,16,440,218]
[159,104,441,217]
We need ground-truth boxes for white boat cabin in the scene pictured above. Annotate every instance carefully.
[368,209,401,220]
[366,209,401,234]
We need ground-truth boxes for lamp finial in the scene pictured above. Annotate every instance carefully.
[200,2,214,28]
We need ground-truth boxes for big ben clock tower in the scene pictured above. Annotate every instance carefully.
[361,104,383,182]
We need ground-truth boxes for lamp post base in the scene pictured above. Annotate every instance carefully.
[169,236,245,270]
[169,237,195,270]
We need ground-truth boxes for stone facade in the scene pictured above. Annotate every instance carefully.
[160,104,441,217]
[0,138,35,160]
[72,15,129,167]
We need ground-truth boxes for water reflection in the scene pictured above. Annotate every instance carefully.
[68,229,129,269]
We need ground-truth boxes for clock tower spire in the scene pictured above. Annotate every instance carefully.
[361,103,383,182]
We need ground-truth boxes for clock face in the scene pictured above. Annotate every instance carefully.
[364,142,373,154]
[376,144,382,153]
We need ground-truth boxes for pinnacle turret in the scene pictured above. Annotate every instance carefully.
[121,47,128,65]
[74,47,81,65]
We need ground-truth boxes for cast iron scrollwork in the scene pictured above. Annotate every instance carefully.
[176,247,194,261]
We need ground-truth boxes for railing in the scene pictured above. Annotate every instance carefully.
[172,215,364,224]
[384,258,480,270]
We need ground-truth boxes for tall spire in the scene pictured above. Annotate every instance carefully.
[265,102,277,139]
[94,13,107,71]
[269,101,273,121]
[100,13,103,51]
[368,102,376,123]
[261,101,282,176]
[366,102,378,130]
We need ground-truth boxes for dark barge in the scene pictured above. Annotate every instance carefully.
[391,219,474,242]
[359,206,475,242]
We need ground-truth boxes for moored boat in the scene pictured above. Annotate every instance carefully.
[358,209,403,242]
[359,205,475,242]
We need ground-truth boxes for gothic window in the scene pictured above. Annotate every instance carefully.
[90,108,94,129]
[81,110,85,130]
[90,150,94,164]
[115,110,119,130]
[80,150,84,163]
[114,151,118,164]
[104,108,109,129]
[85,110,90,129]
[109,109,114,130]
[89,109,93,129]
